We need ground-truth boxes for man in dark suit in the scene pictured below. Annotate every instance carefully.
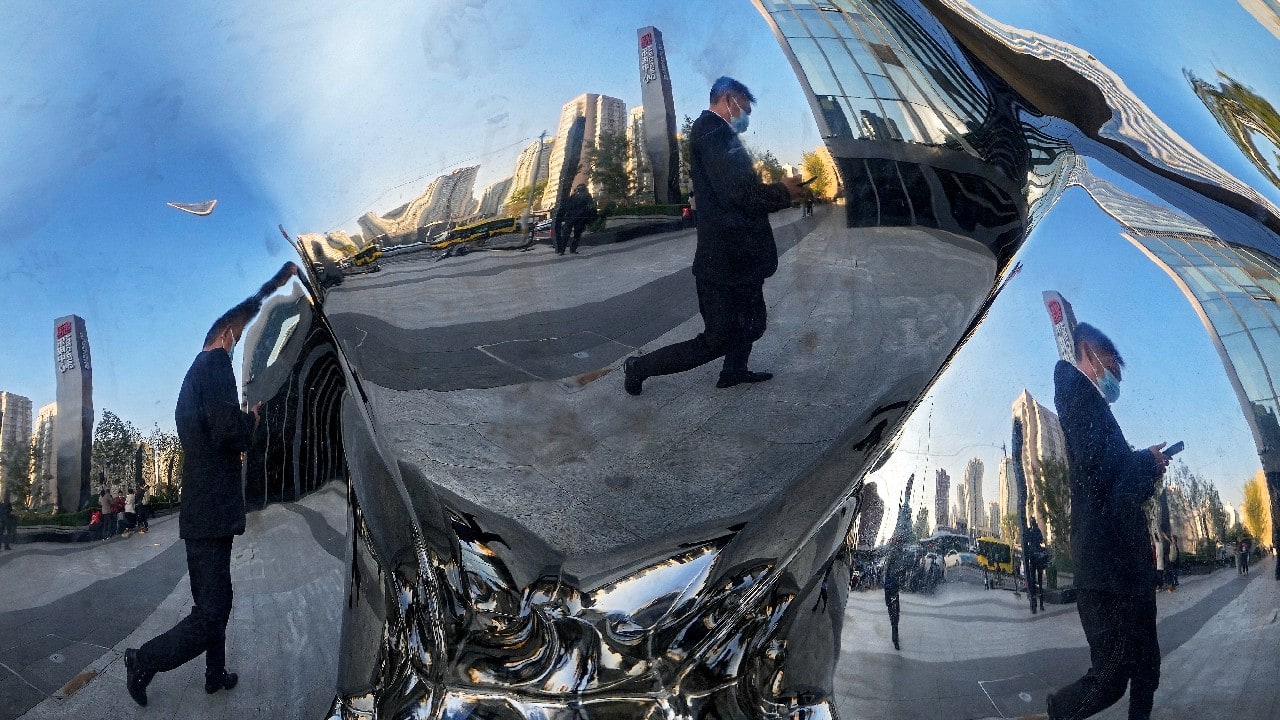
[1046,323,1170,720]
[125,263,296,707]
[624,76,803,394]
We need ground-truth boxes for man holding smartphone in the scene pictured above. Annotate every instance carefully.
[623,76,804,395]
[1044,323,1170,720]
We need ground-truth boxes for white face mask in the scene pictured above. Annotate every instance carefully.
[729,97,750,133]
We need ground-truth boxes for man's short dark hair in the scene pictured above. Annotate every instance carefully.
[710,76,756,106]
[1073,322,1124,367]
[203,298,262,348]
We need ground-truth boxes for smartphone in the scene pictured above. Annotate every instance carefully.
[1163,440,1184,457]
[798,176,816,186]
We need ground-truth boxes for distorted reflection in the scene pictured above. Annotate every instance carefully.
[2,1,1279,719]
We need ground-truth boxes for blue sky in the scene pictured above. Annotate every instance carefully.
[0,1,1272,512]
[867,185,1262,527]
[0,0,813,433]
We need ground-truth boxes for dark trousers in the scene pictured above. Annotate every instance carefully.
[555,219,587,252]
[137,537,234,678]
[1049,589,1159,720]
[632,279,766,381]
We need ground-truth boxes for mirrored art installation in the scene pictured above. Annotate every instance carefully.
[1,2,1278,719]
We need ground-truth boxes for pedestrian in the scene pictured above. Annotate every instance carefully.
[883,541,903,650]
[803,190,814,216]
[1025,517,1047,611]
[623,76,804,395]
[1170,535,1179,590]
[123,487,137,537]
[99,488,115,540]
[112,491,126,534]
[1154,535,1166,591]
[0,497,14,550]
[125,262,296,707]
[1045,323,1170,720]
[558,183,595,255]
[135,486,150,533]
[1240,537,1251,576]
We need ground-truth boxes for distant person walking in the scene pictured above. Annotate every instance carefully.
[1239,538,1250,576]
[883,538,904,651]
[99,489,116,540]
[125,262,297,707]
[123,488,137,536]
[1025,516,1047,611]
[624,76,803,395]
[0,498,14,550]
[555,183,595,255]
[1046,323,1170,720]
[135,486,150,533]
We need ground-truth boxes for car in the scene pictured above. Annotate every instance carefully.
[533,218,555,241]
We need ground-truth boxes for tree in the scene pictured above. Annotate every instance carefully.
[1001,512,1021,546]
[503,179,549,216]
[1242,471,1272,547]
[1036,457,1071,566]
[757,150,786,183]
[678,114,695,196]
[92,410,142,492]
[585,130,631,203]
[913,505,929,540]
[0,445,31,508]
[802,149,834,199]
[144,426,183,505]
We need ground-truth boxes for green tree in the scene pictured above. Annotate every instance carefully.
[92,410,142,492]
[585,130,631,203]
[1001,512,1021,546]
[503,179,549,216]
[802,149,834,199]
[0,444,31,508]
[1036,457,1071,566]
[912,505,929,540]
[757,150,786,183]
[1242,471,1272,547]
[678,114,695,196]
[144,426,183,505]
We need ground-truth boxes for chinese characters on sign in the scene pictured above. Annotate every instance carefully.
[56,321,76,373]
[640,32,658,83]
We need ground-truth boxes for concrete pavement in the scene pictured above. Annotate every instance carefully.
[835,557,1280,719]
[2,482,346,720]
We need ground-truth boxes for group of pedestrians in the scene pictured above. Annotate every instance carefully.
[95,487,150,540]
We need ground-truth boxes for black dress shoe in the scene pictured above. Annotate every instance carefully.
[624,357,644,396]
[124,648,154,707]
[716,370,773,389]
[205,670,238,694]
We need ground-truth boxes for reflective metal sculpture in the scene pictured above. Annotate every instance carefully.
[2,1,1278,719]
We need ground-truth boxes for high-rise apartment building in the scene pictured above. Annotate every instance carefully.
[478,177,515,218]
[29,403,56,509]
[626,107,654,201]
[507,138,553,210]
[997,455,1019,525]
[541,94,626,209]
[934,467,950,529]
[1012,389,1066,538]
[0,391,33,499]
[963,457,984,533]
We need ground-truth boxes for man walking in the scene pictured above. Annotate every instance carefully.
[1045,323,1170,720]
[624,76,803,394]
[125,263,296,707]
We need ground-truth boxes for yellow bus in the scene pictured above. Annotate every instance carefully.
[976,536,1016,588]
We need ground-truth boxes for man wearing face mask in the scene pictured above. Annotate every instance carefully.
[1044,323,1170,720]
[125,263,297,707]
[624,76,804,394]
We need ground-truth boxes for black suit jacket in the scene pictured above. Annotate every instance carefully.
[689,110,792,286]
[1054,360,1162,594]
[176,350,254,540]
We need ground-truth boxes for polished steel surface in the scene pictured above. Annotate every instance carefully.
[3,2,1279,719]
